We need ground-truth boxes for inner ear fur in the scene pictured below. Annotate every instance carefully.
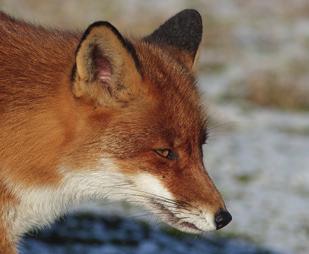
[72,21,141,106]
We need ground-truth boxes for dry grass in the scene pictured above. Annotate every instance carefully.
[244,69,309,111]
[223,53,309,110]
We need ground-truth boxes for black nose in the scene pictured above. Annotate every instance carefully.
[215,209,232,230]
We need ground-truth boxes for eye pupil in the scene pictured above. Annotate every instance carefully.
[155,149,177,160]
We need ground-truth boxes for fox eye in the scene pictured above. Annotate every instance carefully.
[154,149,178,160]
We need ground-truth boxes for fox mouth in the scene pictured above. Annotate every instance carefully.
[152,200,203,234]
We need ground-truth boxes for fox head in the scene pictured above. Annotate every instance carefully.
[60,9,231,233]
[62,10,231,233]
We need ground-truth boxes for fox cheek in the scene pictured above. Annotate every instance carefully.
[133,172,174,201]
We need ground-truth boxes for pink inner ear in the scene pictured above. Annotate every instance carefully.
[92,46,113,83]
[96,57,112,84]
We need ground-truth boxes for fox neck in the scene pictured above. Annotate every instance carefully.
[1,159,126,240]
[0,20,84,187]
[0,18,99,245]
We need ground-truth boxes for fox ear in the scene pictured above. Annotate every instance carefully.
[72,22,141,106]
[144,9,202,69]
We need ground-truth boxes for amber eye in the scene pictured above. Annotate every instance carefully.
[154,149,178,160]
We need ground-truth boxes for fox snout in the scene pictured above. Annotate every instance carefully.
[128,166,231,233]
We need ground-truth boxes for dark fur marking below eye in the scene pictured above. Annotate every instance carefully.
[201,128,208,145]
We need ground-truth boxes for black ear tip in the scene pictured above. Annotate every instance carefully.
[178,9,202,22]
[86,21,115,31]
[175,9,202,23]
[177,9,203,33]
[78,20,127,56]
[143,9,203,61]
[82,21,121,41]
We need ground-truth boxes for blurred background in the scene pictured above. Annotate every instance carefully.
[1,0,308,253]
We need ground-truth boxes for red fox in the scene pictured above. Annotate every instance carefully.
[0,9,231,253]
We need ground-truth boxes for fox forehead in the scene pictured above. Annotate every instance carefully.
[97,49,206,158]
[135,42,205,143]
[136,42,200,102]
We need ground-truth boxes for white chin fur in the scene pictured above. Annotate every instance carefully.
[8,160,216,237]
[131,172,217,233]
[153,206,217,234]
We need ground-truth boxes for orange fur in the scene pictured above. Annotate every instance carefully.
[0,10,230,253]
